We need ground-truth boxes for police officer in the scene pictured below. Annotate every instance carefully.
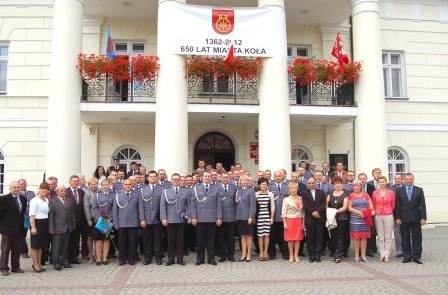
[191,172,222,266]
[160,173,190,266]
[268,170,290,260]
[138,170,163,265]
[216,172,237,262]
[112,179,139,266]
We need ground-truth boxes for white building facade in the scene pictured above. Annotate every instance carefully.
[0,0,447,222]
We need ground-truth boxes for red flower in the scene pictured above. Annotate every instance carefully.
[338,61,362,84]
[77,54,108,81]
[131,55,160,82]
[288,58,316,85]
[105,56,130,81]
[314,60,339,84]
[186,56,260,80]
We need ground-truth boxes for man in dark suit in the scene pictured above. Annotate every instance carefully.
[48,186,76,271]
[126,161,139,179]
[0,181,27,276]
[302,177,326,262]
[395,173,427,264]
[390,174,404,258]
[365,168,382,257]
[66,175,88,264]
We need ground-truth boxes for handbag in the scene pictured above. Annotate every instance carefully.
[95,216,113,235]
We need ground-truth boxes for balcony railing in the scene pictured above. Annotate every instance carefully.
[81,75,156,103]
[187,74,258,104]
[288,76,355,106]
[81,75,355,107]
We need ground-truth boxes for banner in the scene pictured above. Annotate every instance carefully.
[158,3,286,58]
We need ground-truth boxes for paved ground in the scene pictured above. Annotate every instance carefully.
[1,227,448,295]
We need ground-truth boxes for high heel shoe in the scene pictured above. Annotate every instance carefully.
[240,256,246,262]
[32,265,45,273]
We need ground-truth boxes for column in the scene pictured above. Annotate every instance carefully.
[154,0,188,175]
[257,0,292,174]
[46,0,83,183]
[80,123,98,177]
[351,0,387,174]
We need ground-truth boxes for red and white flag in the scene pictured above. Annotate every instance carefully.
[331,33,349,65]
[225,45,235,64]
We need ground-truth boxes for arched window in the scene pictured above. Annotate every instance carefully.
[113,146,143,174]
[387,147,409,181]
[291,146,313,171]
[0,150,4,194]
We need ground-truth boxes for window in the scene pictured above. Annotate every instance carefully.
[114,41,145,56]
[113,146,143,174]
[0,150,4,194]
[382,51,407,98]
[288,45,311,104]
[387,147,409,181]
[0,43,8,94]
[291,146,313,172]
[287,45,311,64]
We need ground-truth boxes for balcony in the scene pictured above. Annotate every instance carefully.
[187,75,258,105]
[288,78,355,106]
[81,75,355,107]
[81,76,156,103]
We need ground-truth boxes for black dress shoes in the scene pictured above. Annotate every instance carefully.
[218,257,226,262]
[315,257,321,263]
[309,258,315,262]
[366,252,374,257]
[208,260,217,266]
[63,264,73,268]
[71,259,81,264]
[128,260,135,266]
[228,257,236,262]
[155,258,163,265]
[177,259,186,266]
[402,258,412,263]
[54,266,62,271]
[118,261,126,266]
[21,254,30,259]
[165,260,175,266]
[413,258,423,264]
[11,269,25,273]
[195,261,204,266]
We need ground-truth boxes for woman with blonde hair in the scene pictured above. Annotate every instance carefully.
[282,182,305,262]
[348,181,375,262]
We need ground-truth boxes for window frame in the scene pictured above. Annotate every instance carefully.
[112,145,144,173]
[287,44,312,65]
[387,147,409,181]
[113,40,146,56]
[291,145,313,172]
[0,43,9,95]
[382,51,407,100]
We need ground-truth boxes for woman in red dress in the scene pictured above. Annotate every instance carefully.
[281,182,305,262]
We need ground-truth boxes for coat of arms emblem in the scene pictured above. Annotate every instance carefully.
[212,9,234,35]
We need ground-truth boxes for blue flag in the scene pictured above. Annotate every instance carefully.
[106,27,114,59]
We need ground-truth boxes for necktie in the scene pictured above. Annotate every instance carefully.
[126,192,130,198]
[277,184,281,192]
[406,186,412,201]
[224,185,228,193]
[151,185,154,192]
[205,185,209,193]
[175,187,179,195]
[318,183,321,189]
[16,196,22,212]
[73,189,79,204]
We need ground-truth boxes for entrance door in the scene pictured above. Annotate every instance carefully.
[194,132,235,171]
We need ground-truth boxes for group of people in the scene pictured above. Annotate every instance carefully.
[0,159,427,276]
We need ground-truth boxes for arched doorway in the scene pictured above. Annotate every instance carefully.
[194,132,235,171]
